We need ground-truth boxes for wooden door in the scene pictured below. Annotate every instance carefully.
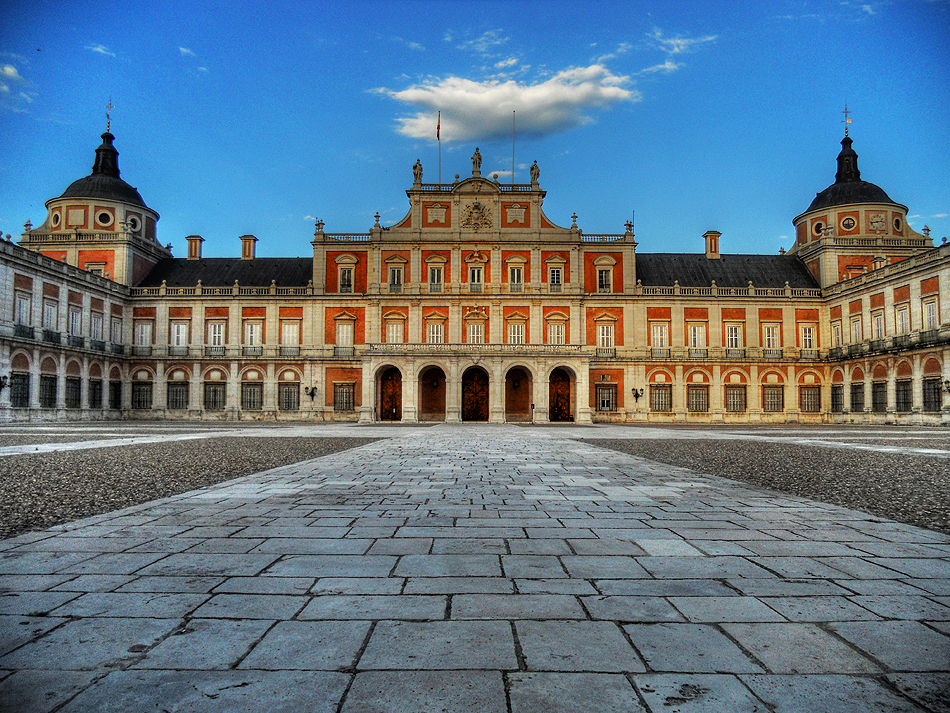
[462,368,489,421]
[379,367,402,421]
[549,368,571,422]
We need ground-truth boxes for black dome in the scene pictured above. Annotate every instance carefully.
[56,131,147,208]
[804,135,899,213]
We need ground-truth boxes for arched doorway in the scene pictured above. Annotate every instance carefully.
[378,367,402,421]
[505,367,532,422]
[419,366,446,421]
[549,367,573,422]
[462,367,489,421]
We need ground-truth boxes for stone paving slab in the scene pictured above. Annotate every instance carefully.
[0,424,948,712]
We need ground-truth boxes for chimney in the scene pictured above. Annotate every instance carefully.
[186,235,204,260]
[240,234,258,260]
[704,230,721,260]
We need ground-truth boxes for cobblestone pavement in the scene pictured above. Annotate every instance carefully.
[0,424,948,712]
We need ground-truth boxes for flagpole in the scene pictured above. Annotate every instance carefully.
[511,111,516,185]
[437,111,441,186]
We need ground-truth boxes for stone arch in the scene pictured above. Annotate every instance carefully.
[11,352,30,371]
[461,365,490,421]
[831,368,845,384]
[722,369,748,384]
[760,370,786,384]
[65,359,82,378]
[923,357,942,376]
[871,362,888,380]
[378,365,403,421]
[684,368,711,384]
[797,370,822,385]
[109,366,123,381]
[505,365,533,422]
[40,357,58,374]
[850,366,865,381]
[418,365,446,422]
[548,365,574,422]
[895,360,913,379]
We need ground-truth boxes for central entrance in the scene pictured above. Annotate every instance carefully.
[378,366,402,421]
[419,366,446,421]
[461,366,489,421]
[549,367,572,422]
[505,367,532,422]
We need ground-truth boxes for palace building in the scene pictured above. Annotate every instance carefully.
[2,126,948,424]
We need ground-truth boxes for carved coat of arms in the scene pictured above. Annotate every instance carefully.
[461,201,492,231]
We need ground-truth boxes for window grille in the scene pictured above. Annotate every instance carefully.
[596,385,617,412]
[334,383,355,412]
[279,383,300,411]
[650,384,672,412]
[725,386,746,412]
[830,385,843,413]
[687,385,709,413]
[204,382,226,411]
[850,383,865,412]
[241,383,263,410]
[871,382,887,413]
[763,385,784,412]
[10,373,29,408]
[65,377,81,409]
[923,378,942,413]
[167,382,189,410]
[109,381,122,409]
[131,382,153,410]
[895,380,912,413]
[799,386,821,413]
[40,375,57,408]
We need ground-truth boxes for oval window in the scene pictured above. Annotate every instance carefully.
[893,217,902,231]
[812,221,824,236]
[51,212,61,227]
[841,217,856,231]
[127,215,142,232]
[97,211,114,227]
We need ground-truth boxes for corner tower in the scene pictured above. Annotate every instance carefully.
[19,127,170,285]
[789,131,931,288]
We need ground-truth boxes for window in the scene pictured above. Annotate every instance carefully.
[429,266,443,293]
[725,324,743,349]
[924,299,939,329]
[850,318,862,343]
[279,383,299,411]
[687,385,709,413]
[131,381,153,410]
[388,267,403,294]
[763,385,784,412]
[872,312,885,339]
[469,266,483,292]
[548,322,565,345]
[549,267,562,293]
[763,324,781,349]
[508,322,525,345]
[895,307,910,335]
[68,307,82,336]
[281,321,300,346]
[339,267,354,294]
[91,313,104,341]
[134,321,152,346]
[244,321,262,346]
[871,382,887,413]
[831,384,843,413]
[850,383,865,412]
[427,321,445,344]
[336,321,354,347]
[596,385,617,412]
[65,377,81,408]
[89,379,103,409]
[597,268,612,293]
[334,383,355,411]
[167,382,189,410]
[800,326,815,350]
[11,373,29,408]
[725,386,746,413]
[111,317,123,344]
[204,382,226,411]
[386,321,403,344]
[509,267,523,292]
[832,322,842,348]
[206,322,225,356]
[170,322,189,354]
[598,323,614,349]
[241,382,263,410]
[15,292,31,325]
[40,375,57,408]
[923,378,942,412]
[651,323,669,348]
[895,380,912,413]
[467,322,483,344]
[688,324,706,348]
[650,384,672,412]
[43,299,58,330]
[799,386,821,413]
[109,380,122,409]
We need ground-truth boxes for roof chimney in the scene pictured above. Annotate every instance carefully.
[186,235,204,260]
[240,234,258,260]
[704,230,721,260]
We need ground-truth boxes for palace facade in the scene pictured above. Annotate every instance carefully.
[2,128,948,424]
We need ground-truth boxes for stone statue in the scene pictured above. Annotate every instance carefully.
[530,160,540,184]
[472,148,482,176]
[412,159,422,184]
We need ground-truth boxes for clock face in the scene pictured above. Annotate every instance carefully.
[841,217,856,231]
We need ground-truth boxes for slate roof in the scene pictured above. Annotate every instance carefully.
[57,131,148,208]
[635,253,820,289]
[137,258,314,287]
[805,179,897,213]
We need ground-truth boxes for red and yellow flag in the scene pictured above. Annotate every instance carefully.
[437,111,440,141]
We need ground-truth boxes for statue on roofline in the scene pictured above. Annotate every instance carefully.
[472,147,482,176]
[412,159,422,184]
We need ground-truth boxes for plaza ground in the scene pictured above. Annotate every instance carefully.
[0,423,947,712]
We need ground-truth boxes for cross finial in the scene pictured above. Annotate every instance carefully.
[105,98,115,132]
[841,104,852,136]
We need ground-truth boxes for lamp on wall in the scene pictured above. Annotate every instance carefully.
[304,385,318,401]
[0,375,8,393]
[943,380,950,394]
[631,387,644,402]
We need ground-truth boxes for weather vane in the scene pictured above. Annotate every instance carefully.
[841,105,852,136]
[105,98,115,132]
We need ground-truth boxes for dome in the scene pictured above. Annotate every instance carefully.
[55,131,147,208]
[804,135,899,213]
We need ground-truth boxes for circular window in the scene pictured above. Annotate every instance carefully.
[893,217,902,231]
[96,211,114,227]
[812,221,824,236]
[127,215,142,232]
[51,212,61,227]
[841,217,856,231]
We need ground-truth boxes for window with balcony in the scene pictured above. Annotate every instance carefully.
[428,266,443,293]
[763,324,781,349]
[426,321,445,344]
[688,324,707,358]
[548,322,565,345]
[43,299,58,330]
[467,322,483,344]
[280,321,300,356]
[243,321,263,357]
[111,317,123,345]
[469,266,483,292]
[895,306,910,335]
[549,267,562,293]
[597,323,615,356]
[509,267,523,293]
[15,292,31,325]
[68,307,82,336]
[339,266,354,294]
[872,312,885,340]
[831,322,842,348]
[725,324,743,349]
[335,321,355,356]
[91,313,104,341]
[388,267,403,294]
[206,322,225,356]
[800,326,815,350]
[508,322,525,345]
[850,318,862,343]
[133,321,153,356]
[651,322,669,358]
[170,321,189,356]
[924,299,939,330]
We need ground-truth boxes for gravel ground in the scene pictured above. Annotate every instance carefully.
[582,438,950,535]
[0,437,377,539]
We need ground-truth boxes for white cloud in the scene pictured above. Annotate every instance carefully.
[377,64,638,142]
[649,29,717,55]
[638,59,684,75]
[179,47,195,56]
[456,29,510,55]
[495,57,518,69]
[934,213,948,218]
[198,67,209,72]
[861,4,876,14]
[18,92,32,103]
[85,44,116,57]
[1,65,24,82]
[304,215,317,222]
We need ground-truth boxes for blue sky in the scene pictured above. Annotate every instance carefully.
[1,0,948,260]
